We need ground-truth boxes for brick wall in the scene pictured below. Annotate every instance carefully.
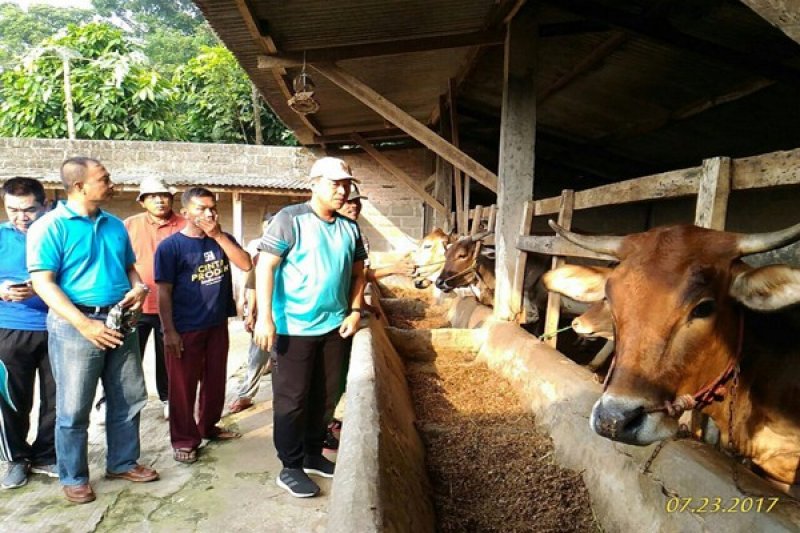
[0,138,431,252]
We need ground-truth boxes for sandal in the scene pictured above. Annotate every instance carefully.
[173,448,197,464]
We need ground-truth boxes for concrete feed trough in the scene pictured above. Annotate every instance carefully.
[328,289,800,532]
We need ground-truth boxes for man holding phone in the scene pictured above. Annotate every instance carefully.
[0,177,55,490]
[28,158,158,504]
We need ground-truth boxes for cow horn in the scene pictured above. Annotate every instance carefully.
[737,221,800,255]
[549,220,624,258]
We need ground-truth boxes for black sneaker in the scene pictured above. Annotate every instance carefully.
[323,427,339,451]
[276,468,320,498]
[303,454,335,478]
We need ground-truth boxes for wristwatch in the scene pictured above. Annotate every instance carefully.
[135,282,150,294]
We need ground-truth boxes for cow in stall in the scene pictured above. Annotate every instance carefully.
[433,230,590,329]
[544,220,800,487]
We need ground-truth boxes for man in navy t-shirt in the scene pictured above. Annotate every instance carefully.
[0,177,54,490]
[155,187,252,464]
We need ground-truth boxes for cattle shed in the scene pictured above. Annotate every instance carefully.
[191,1,800,531]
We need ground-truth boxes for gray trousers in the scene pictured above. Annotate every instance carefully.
[236,340,273,399]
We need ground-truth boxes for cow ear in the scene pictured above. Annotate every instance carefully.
[730,264,800,311]
[542,264,610,302]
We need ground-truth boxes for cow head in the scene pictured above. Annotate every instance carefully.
[545,220,800,446]
[435,231,494,292]
[411,228,455,289]
[572,299,614,340]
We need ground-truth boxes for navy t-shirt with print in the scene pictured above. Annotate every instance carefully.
[154,232,237,333]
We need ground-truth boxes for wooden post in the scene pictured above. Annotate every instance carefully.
[448,80,466,233]
[691,156,731,439]
[494,8,537,321]
[694,157,731,230]
[232,192,244,247]
[471,206,483,235]
[543,190,575,347]
[511,200,534,323]
[434,155,453,231]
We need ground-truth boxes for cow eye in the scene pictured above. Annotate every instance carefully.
[690,299,715,319]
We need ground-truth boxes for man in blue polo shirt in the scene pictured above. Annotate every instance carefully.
[254,157,367,498]
[0,177,55,490]
[28,157,159,504]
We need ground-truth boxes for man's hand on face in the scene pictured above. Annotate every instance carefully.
[0,280,34,302]
[195,215,222,239]
[78,319,124,349]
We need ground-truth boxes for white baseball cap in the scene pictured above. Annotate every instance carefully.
[309,157,360,183]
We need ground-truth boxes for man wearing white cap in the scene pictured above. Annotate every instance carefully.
[123,177,185,418]
[253,156,367,498]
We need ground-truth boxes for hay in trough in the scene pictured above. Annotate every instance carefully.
[407,350,598,532]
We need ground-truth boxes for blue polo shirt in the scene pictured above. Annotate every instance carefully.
[259,203,367,336]
[0,222,47,331]
[27,202,135,307]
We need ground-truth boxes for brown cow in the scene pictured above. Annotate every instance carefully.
[544,221,800,486]
[410,227,454,289]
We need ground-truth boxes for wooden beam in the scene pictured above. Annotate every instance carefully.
[538,31,627,105]
[232,191,244,247]
[257,30,505,69]
[516,234,616,261]
[739,0,800,45]
[694,157,731,231]
[534,166,702,215]
[543,190,574,348]
[352,134,447,216]
[494,8,537,321]
[313,62,498,192]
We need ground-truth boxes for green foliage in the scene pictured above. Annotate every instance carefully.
[92,0,201,36]
[175,45,296,145]
[0,2,92,70]
[0,4,296,146]
[0,22,182,141]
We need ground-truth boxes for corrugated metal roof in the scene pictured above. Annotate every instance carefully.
[2,172,311,192]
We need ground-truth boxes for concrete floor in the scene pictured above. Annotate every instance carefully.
[0,321,331,533]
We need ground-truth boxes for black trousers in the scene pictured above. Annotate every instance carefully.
[136,313,169,402]
[272,328,351,468]
[0,328,55,464]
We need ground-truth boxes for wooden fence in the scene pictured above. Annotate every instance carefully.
[514,147,800,348]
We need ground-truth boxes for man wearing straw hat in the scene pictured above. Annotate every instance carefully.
[123,177,185,419]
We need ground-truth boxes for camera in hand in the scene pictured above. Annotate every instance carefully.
[105,303,141,335]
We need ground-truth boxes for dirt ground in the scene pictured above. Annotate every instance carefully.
[406,349,598,532]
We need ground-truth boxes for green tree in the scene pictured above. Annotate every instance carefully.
[175,45,295,145]
[0,22,183,140]
[0,3,92,70]
[92,0,200,35]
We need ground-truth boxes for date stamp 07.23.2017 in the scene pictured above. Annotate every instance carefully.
[665,496,781,513]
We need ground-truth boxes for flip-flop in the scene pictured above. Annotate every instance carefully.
[209,430,242,441]
[173,448,197,464]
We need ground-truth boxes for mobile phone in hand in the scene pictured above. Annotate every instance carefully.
[7,280,30,289]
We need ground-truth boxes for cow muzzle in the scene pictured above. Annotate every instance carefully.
[590,394,676,445]
[435,278,452,292]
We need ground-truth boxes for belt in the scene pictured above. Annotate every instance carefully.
[75,304,113,314]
